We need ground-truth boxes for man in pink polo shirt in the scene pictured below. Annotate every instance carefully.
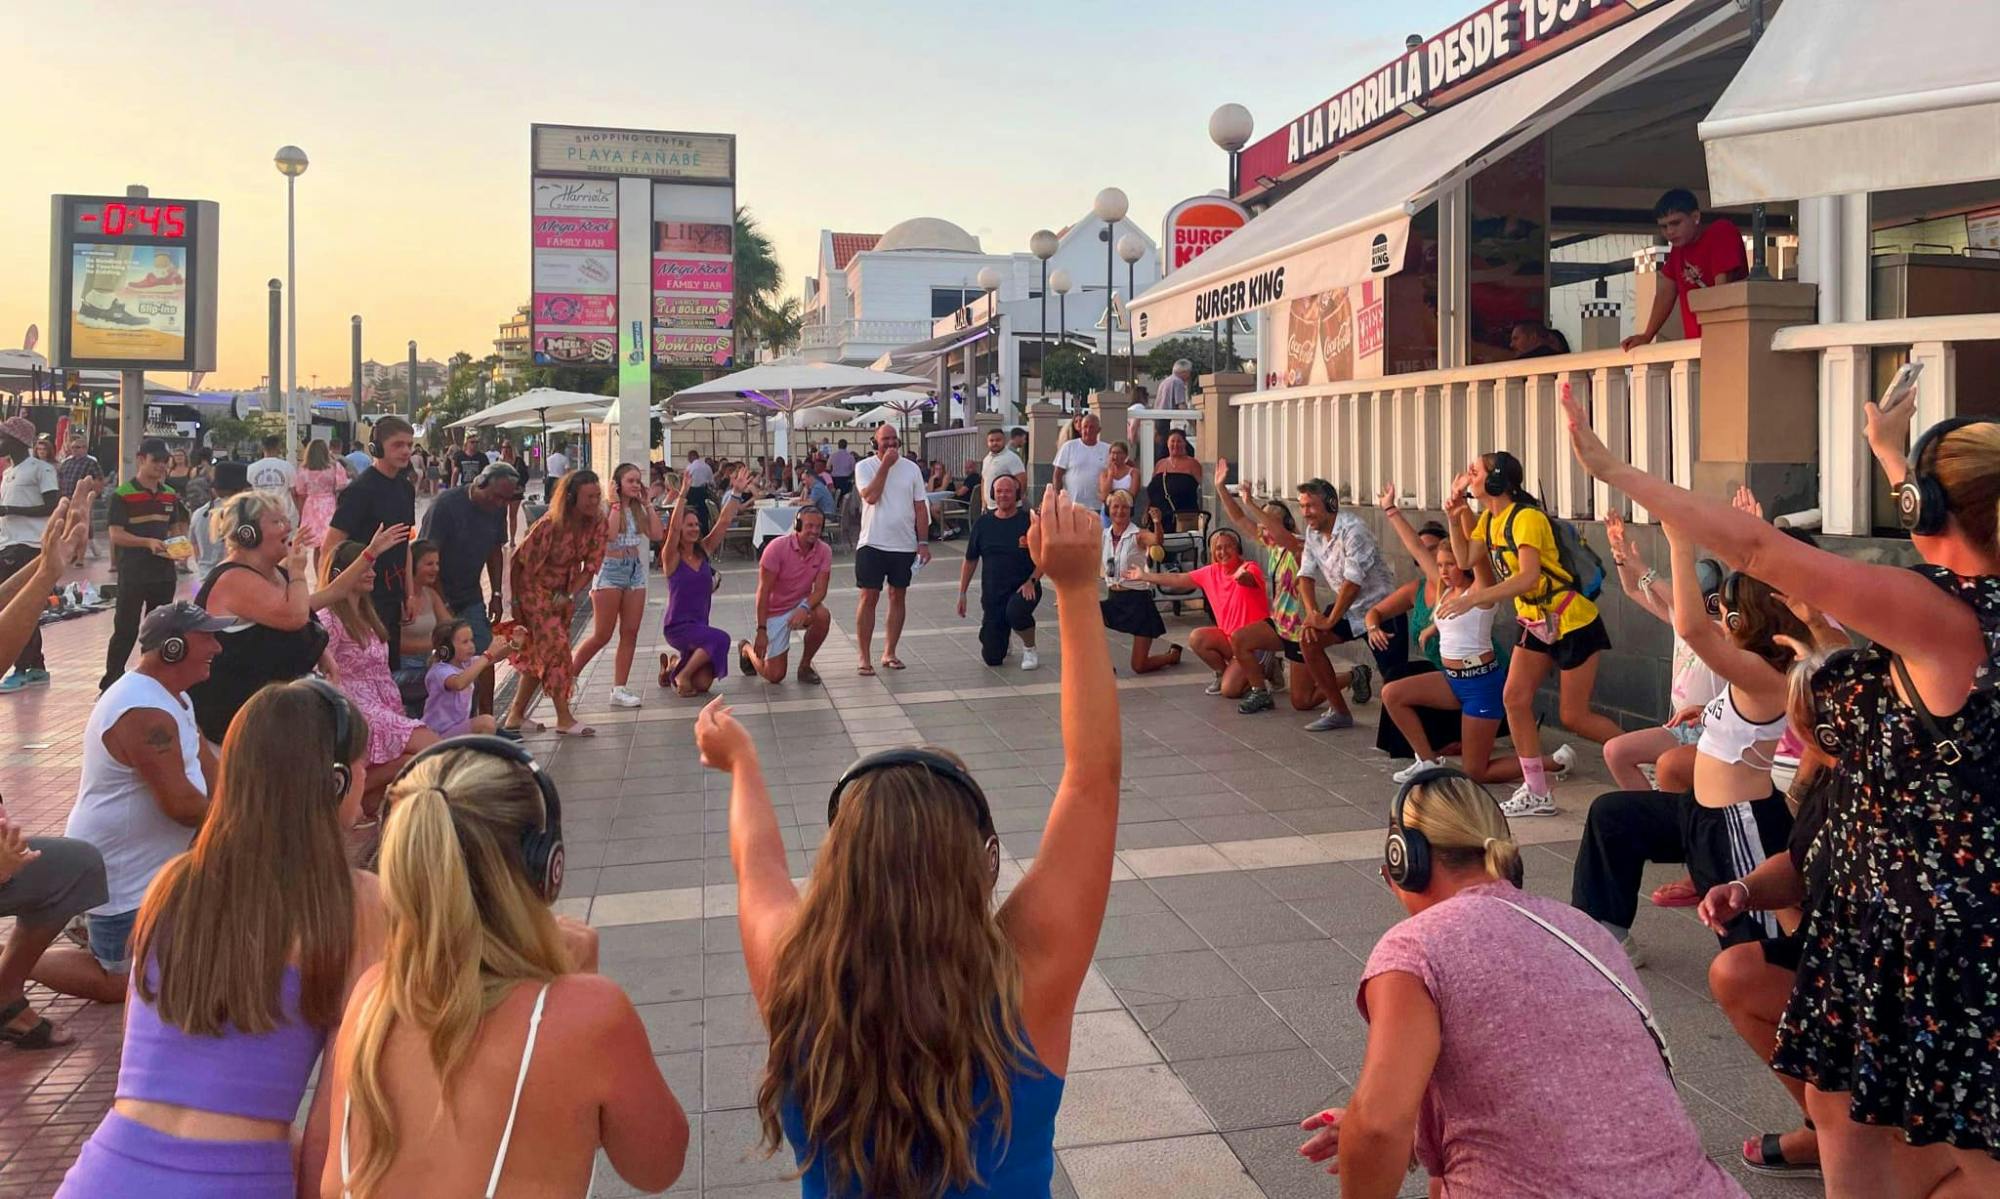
[740,507,834,685]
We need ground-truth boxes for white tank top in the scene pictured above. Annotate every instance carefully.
[67,672,204,915]
[1103,524,1151,591]
[1434,585,1498,662]
[1697,686,1787,768]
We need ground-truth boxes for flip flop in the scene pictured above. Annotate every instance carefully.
[857,663,876,676]
[881,657,906,671]
[0,998,69,1050]
[658,651,678,689]
[1651,877,1700,908]
[556,723,596,738]
[798,665,821,685]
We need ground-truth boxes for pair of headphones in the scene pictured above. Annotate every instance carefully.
[389,735,566,902]
[1718,571,1749,632]
[1481,451,1524,498]
[158,633,188,664]
[827,748,999,881]
[231,517,262,549]
[1383,765,1523,892]
[1896,417,1997,535]
[299,678,356,800]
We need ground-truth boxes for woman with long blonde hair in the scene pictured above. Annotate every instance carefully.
[570,463,663,709]
[321,740,686,1198]
[320,540,436,798]
[695,490,1117,1198]
[58,680,383,1197]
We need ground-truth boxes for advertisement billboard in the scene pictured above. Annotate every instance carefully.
[1160,196,1250,275]
[529,177,618,366]
[49,195,219,371]
[533,125,735,182]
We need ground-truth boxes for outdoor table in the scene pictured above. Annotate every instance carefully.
[752,500,802,548]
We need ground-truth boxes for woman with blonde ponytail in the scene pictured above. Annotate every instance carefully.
[1299,769,1743,1198]
[318,743,686,1198]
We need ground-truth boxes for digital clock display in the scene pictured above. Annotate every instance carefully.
[69,202,188,240]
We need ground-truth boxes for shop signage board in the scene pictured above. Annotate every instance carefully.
[530,176,619,366]
[1238,0,1642,193]
[1160,196,1251,275]
[49,194,219,371]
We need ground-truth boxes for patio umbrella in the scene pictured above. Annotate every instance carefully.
[451,386,614,469]
[840,389,935,444]
[669,361,929,458]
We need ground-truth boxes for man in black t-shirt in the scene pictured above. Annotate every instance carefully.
[327,415,417,670]
[451,433,488,490]
[101,438,189,691]
[420,462,519,717]
[955,474,1042,669]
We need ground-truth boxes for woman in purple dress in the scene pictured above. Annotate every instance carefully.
[657,465,750,697]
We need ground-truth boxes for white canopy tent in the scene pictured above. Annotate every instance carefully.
[1698,0,2000,205]
[1129,0,1717,338]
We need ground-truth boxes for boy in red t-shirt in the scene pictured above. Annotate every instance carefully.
[1623,188,1747,350]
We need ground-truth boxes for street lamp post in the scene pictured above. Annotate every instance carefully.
[976,265,1001,422]
[1050,269,1073,412]
[1029,230,1058,403]
[1092,188,1128,394]
[274,145,309,457]
[1208,105,1254,367]
[1116,234,1145,394]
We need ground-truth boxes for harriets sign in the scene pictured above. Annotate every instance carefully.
[1241,0,1634,185]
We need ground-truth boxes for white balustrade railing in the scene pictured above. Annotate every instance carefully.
[797,319,937,352]
[1773,314,2000,536]
[1232,341,1701,522]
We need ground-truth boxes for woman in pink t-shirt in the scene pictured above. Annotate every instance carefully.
[1299,770,1745,1199]
[1123,527,1284,705]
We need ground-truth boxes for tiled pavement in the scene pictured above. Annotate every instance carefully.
[0,533,1823,1197]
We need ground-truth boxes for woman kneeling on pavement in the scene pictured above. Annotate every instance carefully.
[1124,527,1286,709]
[58,680,384,1197]
[697,491,1117,1198]
[1298,768,1745,1198]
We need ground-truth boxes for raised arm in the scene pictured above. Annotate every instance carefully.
[0,497,85,668]
[1665,521,1785,695]
[700,467,753,557]
[659,475,692,567]
[697,698,797,1008]
[1375,483,1435,574]
[998,492,1119,1076]
[1604,510,1672,624]
[1562,384,1982,705]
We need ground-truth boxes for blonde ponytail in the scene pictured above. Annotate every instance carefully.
[1481,835,1522,886]
[1404,775,1521,884]
[339,755,569,1197]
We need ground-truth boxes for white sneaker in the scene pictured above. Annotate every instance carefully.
[609,686,641,708]
[1020,649,1040,671]
[1500,783,1557,818]
[1620,935,1648,969]
[1393,757,1450,784]
[1549,743,1577,780]
[1205,673,1225,695]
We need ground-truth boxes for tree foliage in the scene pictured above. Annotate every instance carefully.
[1142,335,1246,380]
[1041,345,1105,403]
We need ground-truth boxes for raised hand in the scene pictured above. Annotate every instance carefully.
[1377,481,1397,510]
[1027,490,1100,590]
[1865,367,1920,477]
[1213,457,1231,491]
[365,523,410,560]
[286,526,316,576]
[730,465,754,494]
[694,696,756,773]
[1731,484,1764,521]
[1560,383,1619,477]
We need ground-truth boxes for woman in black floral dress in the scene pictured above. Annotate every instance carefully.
[1559,380,2000,1198]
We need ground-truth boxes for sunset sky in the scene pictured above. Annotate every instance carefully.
[9,0,1465,387]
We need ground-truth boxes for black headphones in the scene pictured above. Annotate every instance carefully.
[1896,417,1995,536]
[1384,765,1522,892]
[231,504,262,549]
[1719,571,1748,632]
[1481,452,1523,498]
[299,678,356,801]
[827,748,998,880]
[158,633,188,664]
[391,735,566,902]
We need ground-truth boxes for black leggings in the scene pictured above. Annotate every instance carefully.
[0,545,44,672]
[1374,660,1462,760]
[101,570,178,690]
[979,582,1040,666]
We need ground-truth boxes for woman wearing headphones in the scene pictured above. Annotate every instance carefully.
[570,463,664,710]
[188,492,406,745]
[320,541,440,797]
[58,681,384,1197]
[320,739,687,1198]
[1563,377,2000,1196]
[695,490,1115,1198]
[1437,450,1625,818]
[1299,769,1743,1198]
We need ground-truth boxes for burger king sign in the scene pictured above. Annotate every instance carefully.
[1161,196,1250,276]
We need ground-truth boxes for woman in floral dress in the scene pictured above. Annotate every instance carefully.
[319,539,436,804]
[293,438,347,574]
[502,470,606,737]
[1562,381,2000,1196]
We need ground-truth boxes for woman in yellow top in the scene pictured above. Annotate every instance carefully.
[1437,451,1624,818]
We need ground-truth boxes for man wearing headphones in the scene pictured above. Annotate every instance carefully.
[742,507,833,685]
[100,438,190,692]
[39,604,225,1004]
[326,415,418,671]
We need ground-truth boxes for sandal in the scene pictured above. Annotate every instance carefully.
[1651,877,1700,908]
[1741,1132,1821,1178]
[881,656,906,671]
[857,663,876,676]
[556,723,596,738]
[0,997,70,1050]
[1166,644,1184,666]
[738,642,757,677]
[658,651,678,690]
[798,665,821,685]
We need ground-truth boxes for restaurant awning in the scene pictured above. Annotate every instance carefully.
[1130,0,1719,338]
[1698,0,2000,205]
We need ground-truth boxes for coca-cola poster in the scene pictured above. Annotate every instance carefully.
[1278,283,1385,387]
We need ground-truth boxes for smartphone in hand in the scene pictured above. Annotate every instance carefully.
[1884,361,1924,407]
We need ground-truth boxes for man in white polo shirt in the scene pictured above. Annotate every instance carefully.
[853,423,929,675]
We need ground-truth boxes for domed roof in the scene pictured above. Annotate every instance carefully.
[875,217,981,254]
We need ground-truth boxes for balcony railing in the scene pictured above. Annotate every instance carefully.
[797,319,936,352]
[1233,341,1701,522]
[1773,313,2000,535]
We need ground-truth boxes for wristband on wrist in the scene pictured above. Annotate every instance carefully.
[1635,568,1657,593]
[1728,879,1751,906]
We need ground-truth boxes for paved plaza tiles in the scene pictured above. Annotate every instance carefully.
[0,537,1817,1197]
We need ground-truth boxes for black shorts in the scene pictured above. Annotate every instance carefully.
[1280,637,1305,663]
[1514,614,1612,671]
[1685,791,1794,951]
[1101,588,1166,640]
[854,545,915,591]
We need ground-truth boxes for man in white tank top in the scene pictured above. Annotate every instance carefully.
[35,604,226,1004]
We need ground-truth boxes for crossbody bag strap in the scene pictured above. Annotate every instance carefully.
[1891,655,1968,770]
[1487,897,1674,1077]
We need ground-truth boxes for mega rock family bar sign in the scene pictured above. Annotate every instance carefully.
[1239,0,1641,191]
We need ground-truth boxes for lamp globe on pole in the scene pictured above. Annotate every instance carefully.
[1049,269,1074,412]
[274,145,309,457]
[1116,234,1146,393]
[1092,189,1127,393]
[1030,230,1059,402]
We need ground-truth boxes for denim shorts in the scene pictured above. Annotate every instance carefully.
[452,598,493,653]
[87,906,140,973]
[595,555,646,591]
[1669,721,1706,746]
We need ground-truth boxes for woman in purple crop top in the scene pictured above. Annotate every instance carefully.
[58,680,386,1199]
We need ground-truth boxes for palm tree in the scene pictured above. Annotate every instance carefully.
[733,207,788,361]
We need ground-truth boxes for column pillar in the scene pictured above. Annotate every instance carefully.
[1025,402,1066,506]
[1196,371,1254,505]
[1687,279,1820,512]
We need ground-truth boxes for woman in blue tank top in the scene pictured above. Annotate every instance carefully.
[694,491,1121,1199]
[58,680,386,1198]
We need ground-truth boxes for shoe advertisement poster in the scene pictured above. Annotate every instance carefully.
[68,243,186,363]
